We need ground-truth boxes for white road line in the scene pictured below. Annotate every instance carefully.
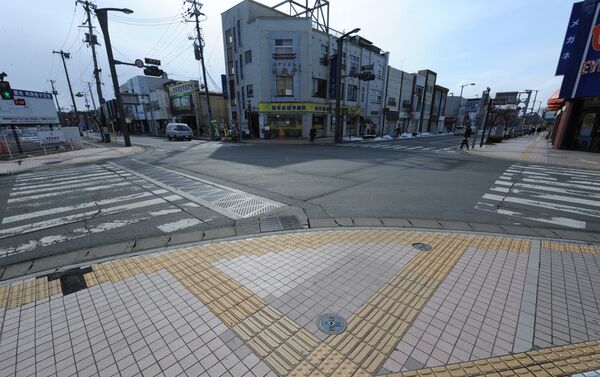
[509,189,600,208]
[12,172,124,190]
[15,168,107,183]
[164,194,184,201]
[420,147,436,151]
[152,189,169,195]
[157,218,202,233]
[482,193,600,218]
[0,198,167,239]
[494,180,513,186]
[9,177,127,197]
[499,176,513,180]
[405,146,423,150]
[510,182,600,199]
[13,171,123,187]
[7,182,131,203]
[2,192,153,224]
[513,164,600,177]
[568,180,600,187]
[490,187,511,193]
[15,166,105,180]
[521,178,600,192]
[476,202,586,229]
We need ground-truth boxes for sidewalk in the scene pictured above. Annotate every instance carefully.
[1,228,600,376]
[0,145,143,175]
[469,133,600,170]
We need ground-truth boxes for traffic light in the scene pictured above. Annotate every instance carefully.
[143,66,164,77]
[0,81,14,100]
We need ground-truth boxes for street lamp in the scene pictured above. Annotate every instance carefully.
[95,7,134,147]
[456,82,475,130]
[334,28,361,143]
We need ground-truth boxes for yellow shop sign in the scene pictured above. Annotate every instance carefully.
[258,102,360,115]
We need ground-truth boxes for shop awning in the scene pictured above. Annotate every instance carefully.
[547,90,565,111]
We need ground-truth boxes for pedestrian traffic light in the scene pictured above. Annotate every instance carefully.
[0,81,14,100]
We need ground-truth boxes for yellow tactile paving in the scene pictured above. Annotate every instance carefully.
[542,240,600,254]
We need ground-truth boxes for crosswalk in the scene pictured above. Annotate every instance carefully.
[0,164,214,259]
[338,141,459,153]
[475,164,600,230]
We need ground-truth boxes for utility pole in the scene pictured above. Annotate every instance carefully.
[520,90,532,135]
[87,81,97,111]
[78,0,109,142]
[186,0,213,138]
[52,50,78,126]
[49,80,62,128]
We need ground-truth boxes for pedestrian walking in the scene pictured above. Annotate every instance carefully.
[460,126,472,150]
[309,126,317,143]
[394,126,401,139]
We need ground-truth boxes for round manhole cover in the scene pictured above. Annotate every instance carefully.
[412,242,432,251]
[317,313,346,335]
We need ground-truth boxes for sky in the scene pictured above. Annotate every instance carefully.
[1,0,575,112]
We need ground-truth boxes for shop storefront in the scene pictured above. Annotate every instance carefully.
[563,97,600,152]
[258,102,360,138]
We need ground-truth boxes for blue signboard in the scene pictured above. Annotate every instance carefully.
[556,2,584,75]
[575,4,600,97]
[559,0,600,99]
[329,55,337,99]
[221,74,228,99]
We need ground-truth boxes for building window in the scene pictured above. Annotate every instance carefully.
[347,84,358,102]
[275,39,293,55]
[370,89,382,104]
[233,27,237,52]
[349,55,359,73]
[237,20,241,47]
[320,45,328,59]
[276,76,293,96]
[340,83,345,100]
[312,78,327,98]
[247,84,254,98]
[225,29,232,45]
[245,50,252,64]
[387,97,397,106]
[361,86,365,102]
[377,64,384,79]
[239,55,243,79]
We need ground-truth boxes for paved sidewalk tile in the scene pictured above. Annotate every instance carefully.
[1,230,600,376]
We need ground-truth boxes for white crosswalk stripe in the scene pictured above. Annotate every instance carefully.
[337,141,458,153]
[0,164,212,258]
[475,164,600,229]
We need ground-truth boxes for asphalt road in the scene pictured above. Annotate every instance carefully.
[1,133,599,272]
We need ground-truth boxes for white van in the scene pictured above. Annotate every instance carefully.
[166,123,193,141]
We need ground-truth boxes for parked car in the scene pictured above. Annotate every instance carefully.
[453,126,465,136]
[166,123,193,141]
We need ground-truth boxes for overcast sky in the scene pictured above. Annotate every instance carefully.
[2,0,574,111]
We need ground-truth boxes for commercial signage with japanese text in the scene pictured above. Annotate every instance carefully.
[0,88,59,125]
[258,102,360,115]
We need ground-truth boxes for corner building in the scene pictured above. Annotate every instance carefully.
[221,0,388,139]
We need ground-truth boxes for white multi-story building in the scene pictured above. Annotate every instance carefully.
[221,0,388,139]
[119,75,171,134]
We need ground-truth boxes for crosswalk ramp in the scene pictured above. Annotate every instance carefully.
[475,164,600,230]
[0,165,215,259]
[338,141,459,153]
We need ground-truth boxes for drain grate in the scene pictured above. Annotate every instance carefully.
[412,242,432,251]
[260,216,302,232]
[317,313,347,335]
[47,266,92,295]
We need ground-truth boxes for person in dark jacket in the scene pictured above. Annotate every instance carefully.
[460,126,472,150]
[309,126,317,143]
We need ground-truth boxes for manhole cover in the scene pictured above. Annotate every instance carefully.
[317,313,347,335]
[412,242,432,251]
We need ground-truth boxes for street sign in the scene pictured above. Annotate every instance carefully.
[144,66,163,77]
[38,130,66,147]
[0,81,13,100]
[494,91,519,105]
[14,99,26,106]
[134,59,144,68]
[144,57,161,66]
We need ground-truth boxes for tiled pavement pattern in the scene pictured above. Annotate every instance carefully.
[1,231,600,376]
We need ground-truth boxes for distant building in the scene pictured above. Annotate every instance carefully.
[444,95,466,130]
[119,75,171,135]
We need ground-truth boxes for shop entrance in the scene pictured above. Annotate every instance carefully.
[574,111,600,153]
[312,115,325,138]
[248,112,259,138]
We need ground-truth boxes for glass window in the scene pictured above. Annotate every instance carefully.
[320,45,328,59]
[247,84,254,98]
[245,50,252,64]
[347,84,358,102]
[276,76,293,96]
[312,78,327,98]
[377,64,385,79]
[370,89,382,104]
[275,39,293,55]
[361,86,365,102]
[225,29,232,45]
[349,55,359,73]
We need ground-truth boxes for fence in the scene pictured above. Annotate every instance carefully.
[0,126,82,160]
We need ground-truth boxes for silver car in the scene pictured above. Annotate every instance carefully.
[166,123,193,141]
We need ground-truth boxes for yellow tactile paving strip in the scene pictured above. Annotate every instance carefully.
[384,340,600,376]
[2,231,599,377]
[542,240,600,254]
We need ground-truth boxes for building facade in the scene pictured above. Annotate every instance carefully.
[221,0,388,139]
[120,75,171,135]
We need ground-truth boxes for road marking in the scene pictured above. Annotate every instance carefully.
[7,182,131,203]
[0,198,167,239]
[11,173,128,191]
[521,178,600,191]
[13,171,122,187]
[9,177,126,197]
[483,193,600,218]
[405,146,423,150]
[14,168,107,182]
[513,164,600,177]
[476,203,586,229]
[156,218,202,233]
[1,192,154,224]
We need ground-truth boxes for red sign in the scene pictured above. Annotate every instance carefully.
[14,98,26,106]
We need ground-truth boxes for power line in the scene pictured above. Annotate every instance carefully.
[59,4,79,50]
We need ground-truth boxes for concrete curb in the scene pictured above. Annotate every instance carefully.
[2,216,599,283]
